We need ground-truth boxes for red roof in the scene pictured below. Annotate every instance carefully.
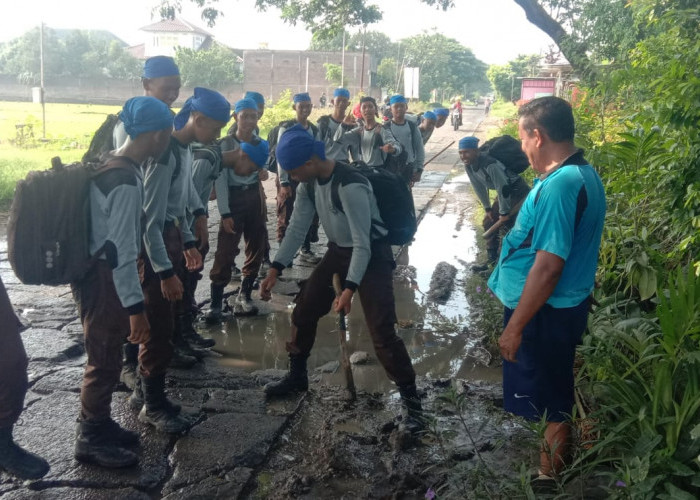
[139,17,212,37]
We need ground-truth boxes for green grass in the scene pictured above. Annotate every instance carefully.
[0,101,122,202]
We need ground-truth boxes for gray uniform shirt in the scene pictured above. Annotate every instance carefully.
[465,154,523,215]
[390,121,425,172]
[338,124,402,167]
[273,172,387,288]
[319,116,352,161]
[89,159,144,312]
[143,140,203,276]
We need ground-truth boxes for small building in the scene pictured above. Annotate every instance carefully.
[520,78,556,101]
[519,62,579,103]
[132,17,214,59]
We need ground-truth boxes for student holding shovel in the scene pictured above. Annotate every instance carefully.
[259,125,424,433]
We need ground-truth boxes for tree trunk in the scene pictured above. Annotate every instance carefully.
[512,0,597,82]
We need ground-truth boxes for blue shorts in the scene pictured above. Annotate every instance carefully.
[502,298,589,422]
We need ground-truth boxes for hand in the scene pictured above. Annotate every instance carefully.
[128,312,151,344]
[259,169,269,181]
[259,268,279,301]
[222,217,235,234]
[184,247,202,271]
[411,170,422,183]
[499,213,510,223]
[278,186,292,201]
[160,275,183,302]
[343,112,356,125]
[194,215,208,248]
[498,323,523,362]
[380,144,395,154]
[333,288,354,315]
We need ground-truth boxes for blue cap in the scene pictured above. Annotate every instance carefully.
[234,97,259,114]
[143,56,180,79]
[422,111,437,122]
[240,139,270,168]
[389,95,407,105]
[293,92,311,103]
[434,108,449,117]
[174,87,231,131]
[119,96,173,139]
[459,136,479,150]
[276,124,326,171]
[333,88,350,99]
[244,91,265,108]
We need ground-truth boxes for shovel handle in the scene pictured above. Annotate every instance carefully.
[332,273,356,400]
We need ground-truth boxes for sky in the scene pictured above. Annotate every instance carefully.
[0,0,555,65]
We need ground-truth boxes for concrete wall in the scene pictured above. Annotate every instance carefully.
[242,50,380,104]
[0,74,244,107]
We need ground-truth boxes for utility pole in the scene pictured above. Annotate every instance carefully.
[359,27,366,91]
[39,21,46,140]
[341,29,346,88]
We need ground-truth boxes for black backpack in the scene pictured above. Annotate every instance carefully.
[82,114,119,164]
[310,161,417,246]
[479,135,530,174]
[7,156,136,285]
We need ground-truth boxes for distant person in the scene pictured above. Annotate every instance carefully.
[489,96,606,488]
[275,92,322,265]
[207,98,270,321]
[484,97,492,115]
[458,136,530,269]
[73,96,174,468]
[433,108,449,128]
[337,96,402,167]
[388,94,425,184]
[319,92,327,108]
[418,110,437,145]
[260,126,424,433]
[0,277,50,478]
[316,88,354,161]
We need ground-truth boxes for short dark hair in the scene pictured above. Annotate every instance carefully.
[360,96,377,108]
[518,96,575,143]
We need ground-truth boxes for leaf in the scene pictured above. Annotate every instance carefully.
[662,482,697,500]
[690,423,700,440]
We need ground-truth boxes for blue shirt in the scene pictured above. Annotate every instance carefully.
[488,152,606,309]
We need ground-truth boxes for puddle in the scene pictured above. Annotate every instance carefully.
[203,170,502,393]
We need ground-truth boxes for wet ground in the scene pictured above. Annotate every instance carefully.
[0,109,585,498]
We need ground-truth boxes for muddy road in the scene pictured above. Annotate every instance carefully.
[0,109,576,498]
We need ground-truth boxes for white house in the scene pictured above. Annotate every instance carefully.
[130,18,214,59]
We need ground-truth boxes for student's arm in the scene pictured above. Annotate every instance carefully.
[338,182,373,290]
[486,161,513,215]
[271,182,316,270]
[277,126,291,186]
[105,183,145,313]
[142,158,176,278]
[214,170,231,219]
[465,164,492,212]
[412,124,425,172]
[380,127,402,155]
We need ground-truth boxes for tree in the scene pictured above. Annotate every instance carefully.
[0,27,63,84]
[376,57,398,93]
[175,43,242,88]
[399,31,489,101]
[323,63,346,87]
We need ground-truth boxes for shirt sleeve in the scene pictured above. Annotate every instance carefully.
[215,169,231,218]
[277,126,290,186]
[380,127,402,155]
[412,125,425,171]
[272,181,316,269]
[143,158,176,279]
[339,182,374,289]
[465,164,492,210]
[531,169,581,260]
[106,184,144,312]
[485,161,513,214]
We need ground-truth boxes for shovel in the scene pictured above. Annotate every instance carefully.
[332,273,356,401]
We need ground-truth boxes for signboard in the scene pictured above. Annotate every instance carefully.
[404,67,420,99]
